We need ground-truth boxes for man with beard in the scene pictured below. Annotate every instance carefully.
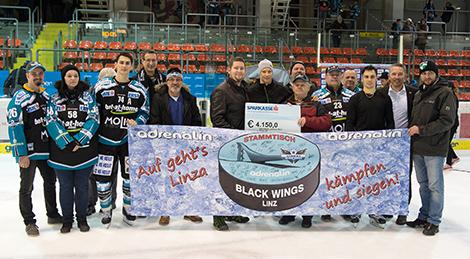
[135,51,166,110]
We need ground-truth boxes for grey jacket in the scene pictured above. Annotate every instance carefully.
[410,77,456,156]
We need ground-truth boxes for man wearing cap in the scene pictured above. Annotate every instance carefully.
[149,67,203,226]
[406,60,456,236]
[378,71,389,88]
[7,61,62,236]
[342,68,361,93]
[288,61,319,93]
[248,59,291,104]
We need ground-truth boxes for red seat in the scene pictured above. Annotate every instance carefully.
[79,40,93,50]
[322,57,336,63]
[182,53,196,61]
[255,45,263,53]
[7,38,22,47]
[168,64,181,70]
[107,52,119,61]
[63,51,78,60]
[75,62,89,71]
[124,42,137,50]
[305,66,316,75]
[425,49,437,57]
[449,50,462,57]
[57,62,73,70]
[414,49,424,56]
[194,44,208,52]
[356,48,368,55]
[263,46,277,54]
[153,42,166,51]
[296,56,309,64]
[216,66,227,73]
[138,42,151,50]
[350,57,362,64]
[198,65,205,73]
[167,43,181,51]
[94,41,107,50]
[78,51,90,60]
[462,69,470,76]
[448,69,462,77]
[303,47,316,55]
[90,63,103,72]
[292,46,303,54]
[447,59,458,66]
[105,63,115,68]
[330,48,342,55]
[157,64,167,73]
[462,60,470,66]
[438,69,449,76]
[213,55,226,62]
[282,46,290,54]
[237,45,252,53]
[390,49,398,56]
[167,53,181,61]
[93,52,107,61]
[320,47,330,55]
[437,49,448,57]
[184,64,198,73]
[197,54,209,62]
[309,56,318,64]
[63,40,77,49]
[228,45,236,52]
[413,58,422,65]
[435,59,447,66]
[109,42,122,50]
[462,50,470,58]
[210,44,225,52]
[0,38,4,46]
[156,53,166,61]
[337,57,349,63]
[376,48,388,56]
[343,48,354,55]
[181,43,195,52]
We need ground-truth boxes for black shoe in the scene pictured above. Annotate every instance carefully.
[341,215,352,221]
[350,215,360,224]
[78,221,90,232]
[423,224,439,236]
[383,215,393,219]
[321,215,332,222]
[406,218,428,228]
[279,216,295,225]
[229,216,249,223]
[60,223,72,233]
[122,208,136,221]
[25,223,39,236]
[86,206,96,216]
[396,215,407,225]
[301,217,312,228]
[101,210,112,225]
[47,215,63,224]
[213,216,229,231]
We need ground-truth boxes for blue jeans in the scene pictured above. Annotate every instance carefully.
[56,167,93,224]
[413,155,445,225]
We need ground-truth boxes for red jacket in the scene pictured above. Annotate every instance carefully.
[287,98,332,132]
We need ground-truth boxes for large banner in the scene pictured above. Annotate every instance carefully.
[128,126,410,216]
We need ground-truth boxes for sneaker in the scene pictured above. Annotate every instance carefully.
[350,215,361,224]
[213,216,229,231]
[60,223,72,234]
[78,221,90,232]
[406,218,428,228]
[396,215,407,225]
[47,216,63,224]
[369,215,386,228]
[423,223,439,236]
[184,215,203,223]
[25,223,39,236]
[159,216,170,226]
[321,215,332,222]
[122,208,136,221]
[301,217,312,228]
[341,215,352,221]
[101,210,112,225]
[228,216,250,223]
[383,215,393,219]
[279,216,296,225]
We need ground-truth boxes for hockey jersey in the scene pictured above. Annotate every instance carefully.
[311,85,356,132]
[94,77,149,146]
[46,88,99,170]
[7,84,50,160]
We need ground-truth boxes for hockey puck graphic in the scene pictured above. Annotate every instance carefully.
[218,133,321,211]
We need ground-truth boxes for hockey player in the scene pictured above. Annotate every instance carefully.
[94,53,150,225]
[7,61,62,236]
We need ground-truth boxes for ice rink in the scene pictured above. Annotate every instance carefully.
[0,151,469,259]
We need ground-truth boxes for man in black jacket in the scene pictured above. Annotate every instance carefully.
[210,57,250,231]
[378,63,417,225]
[149,67,203,226]
[247,59,291,104]
[406,60,456,236]
[135,51,166,110]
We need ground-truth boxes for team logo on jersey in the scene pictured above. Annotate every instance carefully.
[102,90,115,97]
[128,92,140,99]
[26,103,40,113]
[27,143,34,151]
[56,105,66,112]
[79,105,88,112]
[320,98,331,105]
[342,97,350,103]
[15,92,29,105]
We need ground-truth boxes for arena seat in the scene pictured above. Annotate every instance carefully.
[184,64,198,73]
[75,62,89,71]
[124,42,137,51]
[63,51,78,60]
[355,48,368,55]
[209,44,225,52]
[448,69,462,77]
[438,69,449,76]
[322,57,336,63]
[167,43,181,51]
[320,47,330,55]
[263,46,277,54]
[305,66,316,75]
[337,57,349,63]
[303,47,316,55]
[63,40,77,49]
[94,41,107,50]
[447,59,458,66]
[57,62,72,70]
[182,53,196,61]
[198,65,205,73]
[449,50,463,57]
[167,53,181,61]
[197,54,209,62]
[463,50,470,58]
[343,48,354,56]
[296,56,309,64]
[213,55,226,62]
[0,60,3,69]
[109,41,122,50]
[7,39,22,47]
[105,63,115,68]
[216,66,227,73]
[79,40,93,50]
[157,64,166,73]
[425,49,437,57]
[90,63,103,72]
[168,64,181,70]
[435,59,447,66]
[414,49,424,56]
[255,45,263,53]
[194,44,208,52]
[376,48,388,56]
[329,48,342,55]
[438,49,448,57]
[237,45,252,53]
[350,57,362,63]
[292,46,303,54]
[138,42,152,50]
[78,51,90,60]
[153,42,166,51]
[0,38,4,47]
[107,52,119,61]
[93,52,107,61]
[156,53,166,61]
[181,43,194,52]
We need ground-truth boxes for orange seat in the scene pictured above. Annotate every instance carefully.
[462,69,470,76]
[181,43,195,52]
[448,69,462,77]
[7,38,22,47]
[435,59,447,66]
[124,42,137,50]
[90,63,104,72]
[182,53,196,61]
[216,66,227,73]
[94,41,107,49]
[167,43,181,51]
[356,48,368,55]
[462,50,470,58]
[449,50,462,57]
[157,64,167,73]
[322,57,336,63]
[167,53,181,61]
[390,49,398,56]
[198,65,205,73]
[303,47,316,55]
[337,57,349,63]
[107,52,119,61]
[153,42,166,51]
[63,51,78,60]
[104,63,115,68]
[255,45,263,53]
[138,42,152,50]
[263,46,277,54]
[343,48,354,55]
[156,53,166,61]
[213,55,226,62]
[75,63,89,71]
[57,62,73,70]
[93,52,107,61]
[296,56,309,64]
[376,48,389,56]
[425,49,437,57]
[350,57,362,63]
[447,59,458,66]
[414,49,424,56]
[292,46,303,54]
[184,64,198,73]
[168,64,181,70]
[109,42,122,50]
[330,48,342,55]
[194,44,208,52]
[437,49,448,57]
[320,47,330,55]
[282,46,290,54]
[305,66,316,75]
[210,44,225,52]
[197,54,209,62]
[63,40,77,49]
[78,51,90,60]
[462,60,470,66]
[237,45,252,53]
[438,69,449,76]
[79,40,93,50]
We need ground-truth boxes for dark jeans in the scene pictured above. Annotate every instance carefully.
[56,167,93,224]
[19,160,60,225]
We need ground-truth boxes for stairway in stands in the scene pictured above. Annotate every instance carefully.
[14,23,68,71]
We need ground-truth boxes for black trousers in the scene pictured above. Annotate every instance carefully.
[446,126,459,165]
[19,160,60,225]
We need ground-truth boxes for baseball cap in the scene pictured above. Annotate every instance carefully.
[326,65,342,74]
[26,61,46,72]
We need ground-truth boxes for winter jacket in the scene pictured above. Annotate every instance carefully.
[247,79,291,104]
[210,78,249,130]
[286,96,332,132]
[410,77,457,156]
